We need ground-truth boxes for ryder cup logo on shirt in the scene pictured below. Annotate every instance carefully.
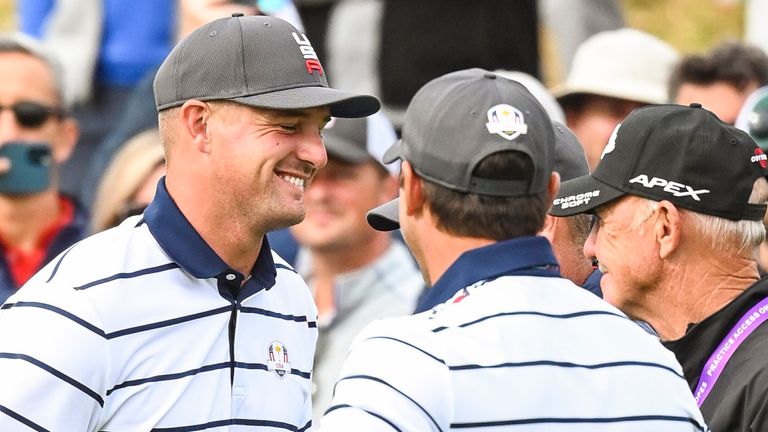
[485,104,528,141]
[267,340,291,378]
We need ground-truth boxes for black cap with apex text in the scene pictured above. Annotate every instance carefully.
[367,68,555,231]
[153,14,380,118]
[551,103,768,221]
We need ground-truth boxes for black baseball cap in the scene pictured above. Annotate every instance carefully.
[154,14,380,118]
[367,68,555,231]
[551,103,768,221]
[322,113,398,174]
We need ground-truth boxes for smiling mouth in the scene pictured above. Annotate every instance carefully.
[280,174,306,191]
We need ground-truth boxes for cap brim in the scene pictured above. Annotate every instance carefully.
[549,175,626,216]
[324,136,371,164]
[382,139,402,164]
[232,86,381,118]
[367,198,400,231]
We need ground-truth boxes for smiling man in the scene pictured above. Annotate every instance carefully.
[0,14,379,431]
[552,103,768,431]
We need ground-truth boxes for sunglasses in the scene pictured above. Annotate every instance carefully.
[0,101,64,128]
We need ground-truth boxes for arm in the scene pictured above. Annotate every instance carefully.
[177,0,260,40]
[0,289,108,431]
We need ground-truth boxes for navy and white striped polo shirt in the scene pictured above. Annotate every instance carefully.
[0,180,318,431]
[320,237,708,432]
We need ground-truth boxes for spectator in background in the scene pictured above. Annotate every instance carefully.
[553,103,768,431]
[554,28,679,171]
[18,0,176,201]
[289,112,423,422]
[544,121,601,295]
[90,128,165,233]
[0,33,85,304]
[669,40,768,125]
[737,85,768,274]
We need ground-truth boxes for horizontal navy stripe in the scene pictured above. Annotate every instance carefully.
[151,418,310,431]
[0,301,105,337]
[74,263,180,290]
[0,404,50,432]
[106,306,231,339]
[239,306,317,328]
[0,353,103,406]
[235,362,312,380]
[450,359,684,379]
[432,310,627,333]
[45,244,76,283]
[325,404,402,432]
[274,263,296,273]
[108,362,230,396]
[451,414,706,431]
[364,336,446,364]
[109,361,310,396]
[333,375,442,432]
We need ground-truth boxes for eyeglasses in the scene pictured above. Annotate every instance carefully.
[0,101,63,128]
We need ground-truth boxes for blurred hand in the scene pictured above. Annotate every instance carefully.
[178,0,261,40]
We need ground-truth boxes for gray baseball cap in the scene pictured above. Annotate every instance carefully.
[323,112,399,174]
[154,14,380,118]
[367,68,555,231]
[552,121,589,182]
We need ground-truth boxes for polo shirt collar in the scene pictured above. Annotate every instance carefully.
[144,178,276,289]
[414,236,560,313]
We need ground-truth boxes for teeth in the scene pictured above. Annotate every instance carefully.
[282,175,305,190]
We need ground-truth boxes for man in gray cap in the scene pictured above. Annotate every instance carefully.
[318,68,705,431]
[288,112,423,422]
[0,14,378,431]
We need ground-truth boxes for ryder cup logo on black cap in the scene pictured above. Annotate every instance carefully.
[551,104,768,221]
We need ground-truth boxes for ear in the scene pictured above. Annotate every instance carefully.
[180,100,212,154]
[547,171,561,204]
[540,214,558,243]
[655,200,682,260]
[51,117,79,164]
[401,161,424,217]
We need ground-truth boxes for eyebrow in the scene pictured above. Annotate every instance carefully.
[263,109,331,123]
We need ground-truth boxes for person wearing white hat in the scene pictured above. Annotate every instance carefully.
[554,27,679,171]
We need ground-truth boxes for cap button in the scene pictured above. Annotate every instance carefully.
[690,102,702,108]
[232,12,245,17]
[484,72,497,79]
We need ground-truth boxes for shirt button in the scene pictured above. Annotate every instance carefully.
[226,273,236,281]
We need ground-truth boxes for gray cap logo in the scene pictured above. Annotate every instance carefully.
[292,32,323,75]
[485,104,528,141]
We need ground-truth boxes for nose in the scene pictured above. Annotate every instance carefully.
[0,108,24,143]
[583,222,598,262]
[298,128,327,171]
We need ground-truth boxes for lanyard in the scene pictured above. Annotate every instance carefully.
[693,297,768,407]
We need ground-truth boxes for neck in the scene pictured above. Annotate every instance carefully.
[641,254,759,341]
[0,191,61,250]
[419,224,494,286]
[166,176,263,276]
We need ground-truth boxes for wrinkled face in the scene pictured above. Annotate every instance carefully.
[566,96,644,171]
[291,157,394,251]
[675,81,759,125]
[0,51,75,170]
[205,103,330,232]
[583,196,661,316]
